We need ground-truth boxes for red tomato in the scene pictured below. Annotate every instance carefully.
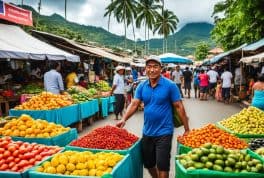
[19,146,27,154]
[10,165,19,172]
[23,153,34,160]
[8,145,18,152]
[0,154,3,160]
[8,162,16,168]
[14,158,20,163]
[28,158,36,165]
[26,145,33,152]
[0,159,5,165]
[35,155,42,161]
[3,150,11,158]
[17,160,29,168]
[0,140,9,148]
[12,150,19,157]
[0,163,8,170]
[6,156,14,163]
[0,148,5,154]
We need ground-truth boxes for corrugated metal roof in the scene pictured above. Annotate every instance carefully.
[243,38,264,51]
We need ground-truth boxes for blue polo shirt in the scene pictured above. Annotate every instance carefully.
[135,76,181,136]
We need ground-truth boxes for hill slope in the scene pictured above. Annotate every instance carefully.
[21,5,214,56]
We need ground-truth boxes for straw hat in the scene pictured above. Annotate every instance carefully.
[115,65,125,72]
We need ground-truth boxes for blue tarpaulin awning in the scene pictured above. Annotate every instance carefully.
[242,38,264,52]
[209,44,247,64]
[159,53,192,64]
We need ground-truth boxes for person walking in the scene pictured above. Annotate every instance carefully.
[116,55,190,178]
[198,69,209,100]
[44,62,64,94]
[183,67,193,98]
[110,66,125,120]
[207,67,219,97]
[193,69,200,99]
[124,67,134,108]
[251,74,264,110]
[221,68,233,104]
[172,65,184,97]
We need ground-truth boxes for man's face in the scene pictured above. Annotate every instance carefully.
[118,69,125,75]
[176,66,180,71]
[145,60,162,79]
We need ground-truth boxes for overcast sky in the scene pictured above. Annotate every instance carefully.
[6,0,221,40]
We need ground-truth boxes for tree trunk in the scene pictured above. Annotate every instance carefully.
[65,0,67,20]
[145,22,147,55]
[132,18,136,53]
[148,28,150,55]
[163,36,165,53]
[21,0,24,5]
[124,19,127,49]
[107,0,113,31]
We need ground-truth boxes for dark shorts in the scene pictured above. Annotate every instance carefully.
[194,84,199,90]
[142,134,173,171]
[200,86,208,93]
[222,87,231,100]
[184,81,191,90]
[114,94,125,115]
[209,82,217,90]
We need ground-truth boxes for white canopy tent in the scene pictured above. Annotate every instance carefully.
[240,52,264,64]
[0,24,79,62]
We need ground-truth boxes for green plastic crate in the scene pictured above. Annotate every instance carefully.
[175,149,264,178]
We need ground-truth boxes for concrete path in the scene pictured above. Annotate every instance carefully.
[79,97,242,178]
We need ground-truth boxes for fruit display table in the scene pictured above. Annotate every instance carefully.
[78,99,99,120]
[9,104,80,127]
[11,128,78,147]
[29,147,131,178]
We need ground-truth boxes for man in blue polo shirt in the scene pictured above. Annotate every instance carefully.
[116,55,190,178]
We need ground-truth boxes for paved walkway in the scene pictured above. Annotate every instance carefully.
[80,97,242,178]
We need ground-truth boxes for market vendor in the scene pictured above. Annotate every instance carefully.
[251,74,264,110]
[65,66,79,89]
[44,62,64,94]
[116,55,190,178]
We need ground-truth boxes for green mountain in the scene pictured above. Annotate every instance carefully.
[21,5,214,56]
[142,22,215,56]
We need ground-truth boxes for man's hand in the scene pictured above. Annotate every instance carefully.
[116,119,126,128]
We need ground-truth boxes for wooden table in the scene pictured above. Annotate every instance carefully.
[0,96,20,116]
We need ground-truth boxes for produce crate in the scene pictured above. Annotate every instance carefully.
[99,97,109,117]
[175,149,264,178]
[176,142,192,155]
[8,128,77,147]
[108,96,115,113]
[9,104,80,127]
[78,99,99,120]
[216,122,264,139]
[28,147,131,178]
[66,139,143,178]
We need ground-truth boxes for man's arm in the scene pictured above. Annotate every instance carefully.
[116,99,141,128]
[172,101,190,134]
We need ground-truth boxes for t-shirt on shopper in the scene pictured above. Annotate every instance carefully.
[116,55,190,178]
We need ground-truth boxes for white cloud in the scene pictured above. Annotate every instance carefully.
[5,0,221,40]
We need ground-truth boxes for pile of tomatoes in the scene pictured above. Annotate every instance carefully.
[0,137,61,172]
[70,125,139,150]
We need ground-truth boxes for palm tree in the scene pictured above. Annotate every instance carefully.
[136,0,159,55]
[104,0,137,49]
[153,9,179,53]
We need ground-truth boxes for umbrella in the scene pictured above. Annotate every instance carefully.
[159,53,192,64]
